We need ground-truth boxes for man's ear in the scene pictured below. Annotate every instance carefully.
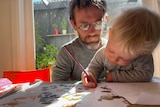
[70,19,78,30]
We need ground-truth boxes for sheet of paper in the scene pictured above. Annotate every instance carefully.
[91,83,128,107]
[103,82,160,105]
[0,82,94,107]
[0,82,159,107]
[135,92,160,105]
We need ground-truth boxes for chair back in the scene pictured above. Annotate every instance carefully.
[3,68,50,84]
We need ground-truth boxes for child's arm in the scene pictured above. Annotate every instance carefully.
[82,48,106,87]
[105,72,113,82]
[84,48,106,79]
[107,55,154,82]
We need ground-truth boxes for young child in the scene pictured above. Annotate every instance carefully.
[82,6,160,88]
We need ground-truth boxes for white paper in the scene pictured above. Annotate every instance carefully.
[0,83,94,107]
[0,82,160,107]
[135,92,160,105]
[91,83,127,107]
[105,82,160,105]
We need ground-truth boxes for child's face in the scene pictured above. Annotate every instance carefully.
[104,40,133,66]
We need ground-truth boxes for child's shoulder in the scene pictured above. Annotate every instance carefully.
[98,46,105,52]
[95,46,106,57]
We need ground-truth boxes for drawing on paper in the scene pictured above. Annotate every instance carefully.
[0,83,91,107]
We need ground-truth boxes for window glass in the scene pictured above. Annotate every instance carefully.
[102,0,140,37]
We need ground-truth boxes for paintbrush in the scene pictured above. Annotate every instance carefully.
[63,46,94,82]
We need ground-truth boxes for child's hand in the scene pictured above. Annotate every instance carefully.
[82,72,97,88]
[105,72,113,82]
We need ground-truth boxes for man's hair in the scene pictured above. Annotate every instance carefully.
[69,0,107,21]
[110,6,160,57]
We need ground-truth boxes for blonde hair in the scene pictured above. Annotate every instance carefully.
[110,7,160,57]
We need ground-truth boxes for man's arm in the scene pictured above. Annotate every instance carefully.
[52,47,73,81]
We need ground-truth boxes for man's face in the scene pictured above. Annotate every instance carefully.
[71,5,104,44]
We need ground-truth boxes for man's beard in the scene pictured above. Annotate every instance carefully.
[84,34,101,50]
[78,31,102,50]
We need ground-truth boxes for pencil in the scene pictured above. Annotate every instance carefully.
[63,46,94,82]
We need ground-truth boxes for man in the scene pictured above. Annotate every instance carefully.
[52,0,107,81]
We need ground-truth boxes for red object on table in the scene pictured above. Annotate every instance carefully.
[3,68,50,84]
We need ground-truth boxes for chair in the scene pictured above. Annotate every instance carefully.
[3,68,50,84]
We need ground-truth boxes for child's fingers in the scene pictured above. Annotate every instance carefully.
[82,73,97,88]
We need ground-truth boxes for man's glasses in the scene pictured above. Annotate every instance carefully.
[77,20,103,31]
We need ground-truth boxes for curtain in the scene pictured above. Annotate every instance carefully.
[141,0,160,77]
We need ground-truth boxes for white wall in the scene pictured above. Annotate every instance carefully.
[0,0,12,77]
[0,0,35,77]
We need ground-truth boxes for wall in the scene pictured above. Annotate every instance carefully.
[34,4,73,41]
[46,34,76,50]
[0,0,35,77]
[0,0,12,77]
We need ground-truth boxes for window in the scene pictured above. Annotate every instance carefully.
[34,0,73,68]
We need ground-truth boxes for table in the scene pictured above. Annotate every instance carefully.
[0,78,160,107]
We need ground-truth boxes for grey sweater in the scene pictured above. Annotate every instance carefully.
[88,47,154,82]
[52,37,107,81]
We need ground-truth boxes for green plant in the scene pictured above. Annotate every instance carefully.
[52,23,58,29]
[35,22,59,69]
[61,19,67,30]
[36,44,58,69]
[35,22,45,52]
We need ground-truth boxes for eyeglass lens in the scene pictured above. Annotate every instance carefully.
[79,21,102,31]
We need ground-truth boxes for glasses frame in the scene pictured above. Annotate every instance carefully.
[77,20,104,31]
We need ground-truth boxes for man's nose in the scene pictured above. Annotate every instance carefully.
[88,24,97,34]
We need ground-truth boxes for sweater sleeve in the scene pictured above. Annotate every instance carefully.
[52,47,73,81]
[111,55,154,82]
[87,48,106,79]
